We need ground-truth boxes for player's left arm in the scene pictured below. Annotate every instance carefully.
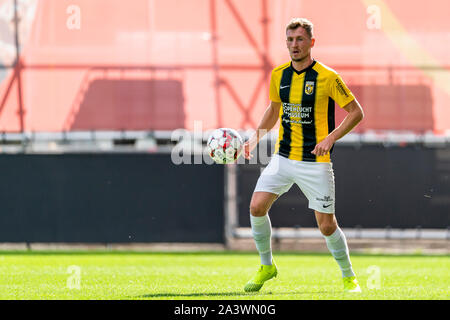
[311,99,364,156]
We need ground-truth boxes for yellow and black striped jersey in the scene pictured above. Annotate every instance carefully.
[269,60,355,162]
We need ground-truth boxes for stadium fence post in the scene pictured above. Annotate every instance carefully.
[224,163,238,249]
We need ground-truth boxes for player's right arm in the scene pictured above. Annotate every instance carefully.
[243,100,281,160]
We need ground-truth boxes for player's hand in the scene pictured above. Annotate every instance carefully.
[311,136,335,157]
[243,138,257,160]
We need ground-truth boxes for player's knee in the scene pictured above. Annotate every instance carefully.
[319,223,337,236]
[249,202,268,217]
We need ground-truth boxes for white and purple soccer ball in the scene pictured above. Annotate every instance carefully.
[207,128,243,164]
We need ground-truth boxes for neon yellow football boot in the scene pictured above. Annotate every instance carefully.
[244,261,277,292]
[343,276,361,293]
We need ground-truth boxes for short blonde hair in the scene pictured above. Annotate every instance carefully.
[286,18,314,38]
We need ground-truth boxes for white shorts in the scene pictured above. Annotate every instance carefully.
[254,154,336,214]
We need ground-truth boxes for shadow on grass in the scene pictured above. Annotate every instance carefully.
[134,290,329,299]
[135,292,253,298]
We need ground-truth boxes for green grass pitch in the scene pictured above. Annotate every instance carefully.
[0,251,448,300]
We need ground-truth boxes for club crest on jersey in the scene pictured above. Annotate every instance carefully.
[305,81,315,95]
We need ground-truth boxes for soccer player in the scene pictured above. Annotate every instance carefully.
[242,18,364,293]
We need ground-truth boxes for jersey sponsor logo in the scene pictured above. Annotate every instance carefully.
[280,85,290,89]
[335,78,349,98]
[305,81,315,95]
[282,103,313,124]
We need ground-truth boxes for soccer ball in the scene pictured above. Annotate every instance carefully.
[207,128,243,164]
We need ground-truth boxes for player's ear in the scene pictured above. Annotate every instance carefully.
[310,38,315,47]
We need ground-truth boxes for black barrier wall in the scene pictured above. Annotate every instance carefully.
[238,145,450,229]
[0,154,224,243]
